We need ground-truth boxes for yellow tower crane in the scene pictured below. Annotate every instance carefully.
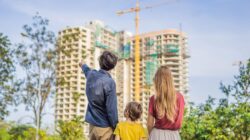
[117,0,141,102]
[116,0,175,102]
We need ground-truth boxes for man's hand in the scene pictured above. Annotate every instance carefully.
[79,61,83,67]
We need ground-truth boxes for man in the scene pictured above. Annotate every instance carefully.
[79,51,118,140]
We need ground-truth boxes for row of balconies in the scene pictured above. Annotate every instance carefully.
[57,65,79,70]
[56,84,85,91]
[58,57,82,63]
[164,61,180,66]
[59,53,80,60]
[55,114,84,120]
[57,59,79,65]
[60,39,87,46]
[60,108,85,114]
[56,97,85,102]
[58,44,86,51]
[59,27,87,34]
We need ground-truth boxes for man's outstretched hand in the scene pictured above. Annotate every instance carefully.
[79,61,84,67]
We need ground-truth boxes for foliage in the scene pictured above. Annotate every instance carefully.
[72,92,81,104]
[0,120,61,140]
[0,33,16,119]
[56,116,86,140]
[46,135,61,140]
[0,128,11,140]
[8,125,47,140]
[181,59,250,140]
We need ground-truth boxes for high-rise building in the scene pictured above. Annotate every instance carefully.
[55,20,132,134]
[128,29,190,125]
[55,21,189,135]
[55,26,92,134]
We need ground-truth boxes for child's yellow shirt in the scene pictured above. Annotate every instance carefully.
[114,121,146,140]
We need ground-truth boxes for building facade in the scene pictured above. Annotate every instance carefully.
[55,21,131,134]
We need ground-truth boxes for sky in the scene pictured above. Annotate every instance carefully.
[1,0,250,129]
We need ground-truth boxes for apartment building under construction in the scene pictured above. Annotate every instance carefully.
[55,20,190,135]
[128,30,190,125]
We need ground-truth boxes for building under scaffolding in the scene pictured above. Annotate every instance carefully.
[128,30,190,125]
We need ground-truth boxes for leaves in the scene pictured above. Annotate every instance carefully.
[72,92,81,104]
[0,33,16,119]
[56,116,86,140]
[181,60,250,140]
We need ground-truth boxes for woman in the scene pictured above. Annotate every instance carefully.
[147,65,185,140]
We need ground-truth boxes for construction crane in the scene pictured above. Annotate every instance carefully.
[116,0,175,102]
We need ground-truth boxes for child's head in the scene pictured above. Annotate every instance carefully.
[124,102,142,121]
[99,51,118,71]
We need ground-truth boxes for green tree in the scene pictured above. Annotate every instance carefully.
[15,14,56,140]
[219,60,250,139]
[181,59,250,140]
[56,116,86,140]
[0,33,16,120]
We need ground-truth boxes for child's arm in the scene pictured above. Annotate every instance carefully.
[115,135,120,140]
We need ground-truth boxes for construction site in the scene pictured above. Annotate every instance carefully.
[55,0,190,135]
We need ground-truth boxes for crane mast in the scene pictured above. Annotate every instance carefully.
[117,0,174,102]
[134,0,141,102]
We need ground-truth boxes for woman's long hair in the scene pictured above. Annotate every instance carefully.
[154,65,177,122]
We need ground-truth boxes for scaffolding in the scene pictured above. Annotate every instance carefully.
[121,42,131,59]
[165,44,179,53]
[145,39,159,86]
[92,22,181,87]
[144,39,180,86]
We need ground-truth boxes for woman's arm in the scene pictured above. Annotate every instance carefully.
[115,135,120,140]
[147,114,154,134]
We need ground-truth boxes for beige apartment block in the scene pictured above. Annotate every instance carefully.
[55,21,132,135]
[56,26,92,134]
[55,20,189,134]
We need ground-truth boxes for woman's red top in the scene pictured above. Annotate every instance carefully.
[148,93,185,130]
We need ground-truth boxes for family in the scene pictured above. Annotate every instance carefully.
[79,51,185,140]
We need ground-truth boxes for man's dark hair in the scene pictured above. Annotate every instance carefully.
[99,51,118,71]
[124,102,142,121]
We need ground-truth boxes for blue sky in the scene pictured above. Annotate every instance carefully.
[1,0,250,128]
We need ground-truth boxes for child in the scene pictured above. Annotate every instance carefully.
[114,102,146,140]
